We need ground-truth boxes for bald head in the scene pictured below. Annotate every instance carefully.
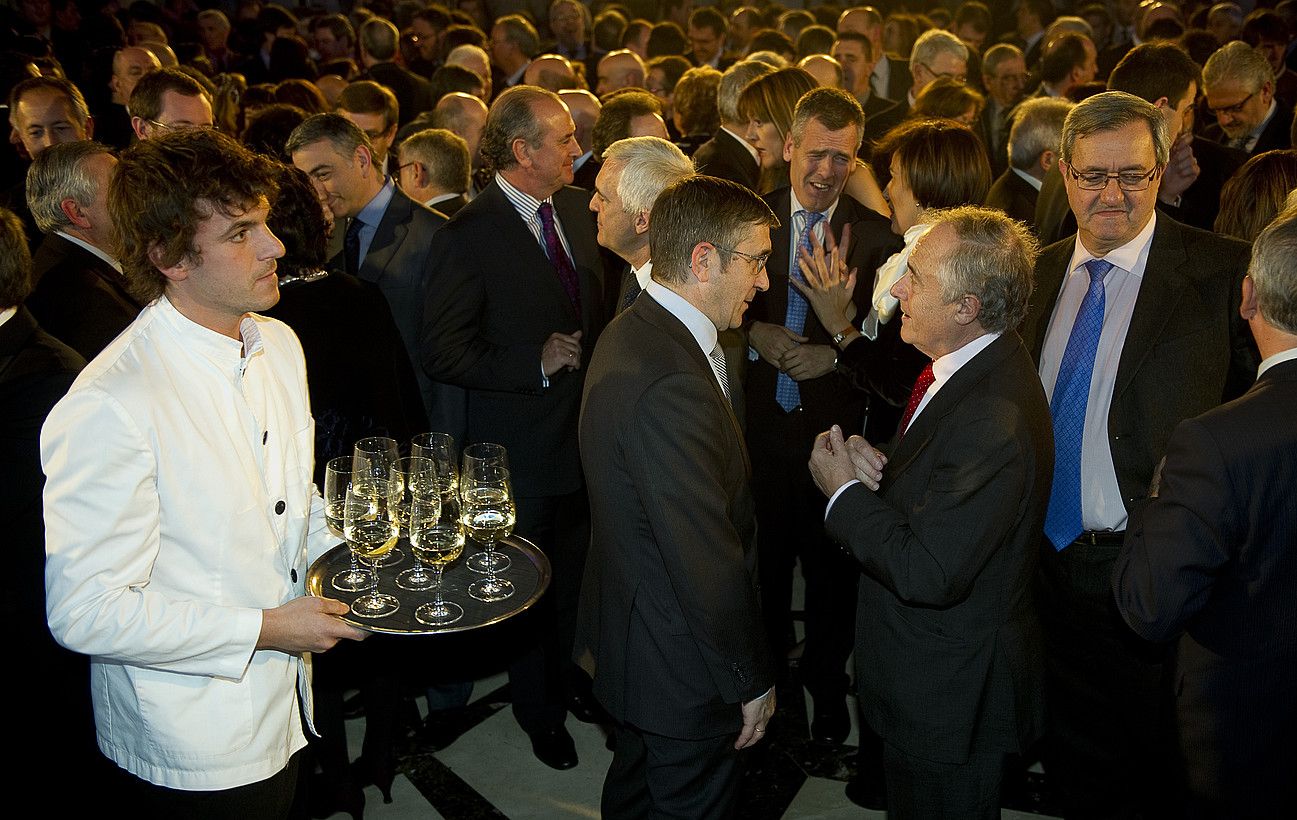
[525,54,578,91]
[799,54,843,88]
[597,49,647,96]
[111,47,161,105]
[446,44,491,97]
[315,74,347,108]
[560,89,601,153]
[433,92,489,166]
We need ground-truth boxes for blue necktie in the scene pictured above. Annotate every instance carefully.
[344,216,364,277]
[1044,258,1113,550]
[775,210,825,413]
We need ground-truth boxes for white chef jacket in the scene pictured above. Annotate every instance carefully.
[42,296,336,790]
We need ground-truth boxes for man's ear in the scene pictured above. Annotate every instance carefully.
[151,243,188,283]
[953,292,982,326]
[60,197,91,229]
[633,210,650,236]
[1240,274,1259,322]
[130,116,150,141]
[689,241,713,283]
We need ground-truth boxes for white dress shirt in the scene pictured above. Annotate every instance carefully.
[633,259,653,290]
[1259,346,1297,378]
[1038,213,1157,532]
[644,279,728,396]
[42,296,335,790]
[56,230,122,273]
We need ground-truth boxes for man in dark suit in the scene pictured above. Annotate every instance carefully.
[358,18,433,126]
[1018,92,1258,818]
[25,141,140,361]
[577,174,777,819]
[978,44,1029,179]
[396,126,471,217]
[693,60,770,191]
[422,86,608,770]
[287,114,458,437]
[744,88,902,744]
[1112,207,1297,817]
[810,206,1053,816]
[1202,40,1293,156]
[985,96,1072,233]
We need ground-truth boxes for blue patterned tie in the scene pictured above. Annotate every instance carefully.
[1044,258,1113,550]
[775,210,826,412]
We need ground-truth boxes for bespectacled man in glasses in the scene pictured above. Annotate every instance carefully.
[128,67,214,141]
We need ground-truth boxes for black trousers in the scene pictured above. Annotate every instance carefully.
[1039,539,1177,819]
[882,740,1004,820]
[110,751,303,820]
[602,723,742,820]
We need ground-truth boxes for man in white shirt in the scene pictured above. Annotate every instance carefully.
[578,174,777,818]
[42,129,364,815]
[809,206,1052,817]
[588,135,694,314]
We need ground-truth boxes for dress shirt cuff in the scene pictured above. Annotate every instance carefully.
[825,479,861,520]
[751,685,774,703]
[540,361,549,389]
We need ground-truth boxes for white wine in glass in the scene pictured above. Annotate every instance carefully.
[344,479,400,618]
[412,490,465,625]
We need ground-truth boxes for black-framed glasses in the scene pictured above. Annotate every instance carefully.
[1208,90,1256,117]
[397,161,422,175]
[147,119,215,132]
[917,61,966,83]
[1065,164,1163,191]
[710,243,770,272]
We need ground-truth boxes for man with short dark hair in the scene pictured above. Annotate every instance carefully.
[43,129,365,815]
[25,141,138,360]
[312,13,355,63]
[693,60,772,190]
[832,31,898,136]
[337,80,399,175]
[810,205,1052,817]
[128,67,214,140]
[490,15,540,99]
[1036,32,1099,99]
[987,97,1073,231]
[979,43,1029,177]
[421,86,609,771]
[358,17,433,126]
[688,6,732,69]
[578,174,777,818]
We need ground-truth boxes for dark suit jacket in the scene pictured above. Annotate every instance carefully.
[1202,99,1294,156]
[26,233,141,361]
[692,128,759,191]
[421,179,607,497]
[977,101,1013,178]
[362,61,435,125]
[879,55,912,105]
[571,155,600,191]
[1113,359,1297,810]
[576,292,774,739]
[985,168,1039,232]
[1019,217,1258,514]
[826,332,1053,764]
[745,189,908,440]
[429,194,468,216]
[1032,164,1074,246]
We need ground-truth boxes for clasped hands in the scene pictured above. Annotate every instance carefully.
[809,424,888,498]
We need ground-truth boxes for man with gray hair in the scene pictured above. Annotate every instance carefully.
[1113,206,1297,815]
[490,15,541,99]
[358,17,433,126]
[693,59,774,190]
[986,97,1073,231]
[906,29,969,110]
[397,128,471,215]
[431,91,489,193]
[24,141,137,361]
[809,205,1052,816]
[1019,90,1257,818]
[589,135,694,311]
[1203,39,1292,155]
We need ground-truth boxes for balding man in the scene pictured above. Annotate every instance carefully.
[525,53,579,91]
[431,92,489,194]
[839,6,907,103]
[98,46,160,148]
[9,77,92,161]
[359,18,433,125]
[799,54,843,89]
[445,44,492,101]
[560,89,603,189]
[595,49,646,96]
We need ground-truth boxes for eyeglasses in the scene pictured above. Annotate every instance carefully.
[917,62,966,83]
[147,119,215,132]
[1065,164,1163,191]
[397,161,421,175]
[1207,90,1256,117]
[711,243,770,272]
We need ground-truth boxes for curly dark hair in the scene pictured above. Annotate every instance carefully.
[267,163,331,278]
[109,130,280,304]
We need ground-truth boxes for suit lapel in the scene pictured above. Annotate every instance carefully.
[554,186,603,332]
[481,181,580,323]
[1112,219,1188,401]
[763,189,794,322]
[1023,237,1074,360]
[358,191,410,286]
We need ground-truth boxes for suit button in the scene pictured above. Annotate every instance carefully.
[275,500,286,514]
[290,568,298,583]
[263,430,269,444]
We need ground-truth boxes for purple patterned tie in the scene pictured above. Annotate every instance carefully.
[538,202,582,314]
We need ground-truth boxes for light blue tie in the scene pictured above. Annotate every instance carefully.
[1044,258,1113,550]
[775,210,826,412]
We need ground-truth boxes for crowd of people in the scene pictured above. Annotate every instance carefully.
[4,0,1296,818]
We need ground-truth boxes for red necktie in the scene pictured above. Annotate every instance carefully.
[897,362,935,439]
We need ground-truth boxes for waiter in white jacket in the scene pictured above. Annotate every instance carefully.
[41,129,365,816]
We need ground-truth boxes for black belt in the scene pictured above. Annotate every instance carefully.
[1072,530,1125,546]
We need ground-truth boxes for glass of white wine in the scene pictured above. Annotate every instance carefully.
[412,488,465,625]
[394,456,439,591]
[412,432,459,496]
[326,457,373,592]
[461,443,512,574]
[461,459,516,603]
[353,437,404,567]
[344,478,401,619]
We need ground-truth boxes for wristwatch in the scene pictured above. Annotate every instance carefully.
[831,327,853,348]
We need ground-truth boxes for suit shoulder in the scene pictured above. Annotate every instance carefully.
[1167,218,1249,258]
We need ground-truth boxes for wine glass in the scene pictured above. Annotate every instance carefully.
[343,478,401,619]
[326,456,373,592]
[461,443,512,574]
[394,456,440,591]
[353,437,404,567]
[461,460,516,602]
[412,432,458,496]
[411,488,465,625]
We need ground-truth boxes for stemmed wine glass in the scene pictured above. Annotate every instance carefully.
[461,443,512,574]
[353,437,403,567]
[393,456,440,591]
[412,432,459,496]
[326,456,373,592]
[460,444,516,602]
[411,488,465,625]
[343,477,401,618]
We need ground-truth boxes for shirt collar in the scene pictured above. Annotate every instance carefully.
[425,192,461,207]
[56,230,123,273]
[155,295,266,373]
[644,278,718,355]
[1069,211,1158,276]
[1247,98,1279,146]
[633,259,653,290]
[354,177,395,230]
[788,188,839,225]
[496,171,551,221]
[933,331,999,382]
[573,150,593,172]
[1012,167,1043,191]
[0,305,16,330]
[1258,346,1297,378]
